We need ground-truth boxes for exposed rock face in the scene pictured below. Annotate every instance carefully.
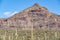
[0,3,60,29]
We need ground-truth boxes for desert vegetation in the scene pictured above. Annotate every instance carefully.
[0,28,60,40]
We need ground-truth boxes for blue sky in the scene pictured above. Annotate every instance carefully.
[0,0,60,18]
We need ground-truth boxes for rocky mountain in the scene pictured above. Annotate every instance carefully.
[0,3,60,29]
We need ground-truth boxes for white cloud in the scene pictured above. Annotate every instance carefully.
[4,12,18,17]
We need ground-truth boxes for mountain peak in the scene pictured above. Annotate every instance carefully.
[23,3,48,12]
[33,3,40,7]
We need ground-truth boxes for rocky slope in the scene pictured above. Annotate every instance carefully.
[0,3,60,29]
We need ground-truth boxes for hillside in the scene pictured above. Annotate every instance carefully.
[0,3,60,29]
